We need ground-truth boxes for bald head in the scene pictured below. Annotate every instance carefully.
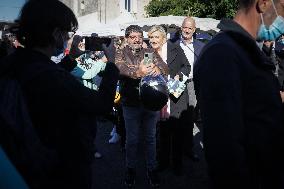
[181,17,196,43]
[182,17,196,28]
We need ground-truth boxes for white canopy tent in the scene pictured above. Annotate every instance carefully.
[76,13,219,37]
[76,12,136,37]
[76,13,104,36]
[120,15,220,32]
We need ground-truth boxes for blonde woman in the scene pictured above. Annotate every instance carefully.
[148,25,194,176]
[148,25,167,60]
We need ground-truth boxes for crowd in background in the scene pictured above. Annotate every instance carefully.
[1,0,284,189]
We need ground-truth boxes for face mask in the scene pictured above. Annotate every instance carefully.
[257,0,284,41]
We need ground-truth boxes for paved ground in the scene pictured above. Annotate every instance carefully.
[92,121,210,189]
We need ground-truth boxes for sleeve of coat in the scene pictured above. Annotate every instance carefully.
[194,42,251,187]
[47,62,119,116]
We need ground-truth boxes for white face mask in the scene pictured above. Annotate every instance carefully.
[257,0,284,41]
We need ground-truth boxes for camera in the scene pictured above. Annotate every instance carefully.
[85,36,112,51]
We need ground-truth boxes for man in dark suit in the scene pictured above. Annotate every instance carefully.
[171,17,204,161]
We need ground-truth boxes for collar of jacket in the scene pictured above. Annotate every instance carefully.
[217,19,275,70]
[218,19,255,41]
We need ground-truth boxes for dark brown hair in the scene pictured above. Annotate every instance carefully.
[125,25,143,38]
[238,0,256,9]
[16,0,78,48]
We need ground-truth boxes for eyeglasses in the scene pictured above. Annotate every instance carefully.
[68,31,76,39]
[128,35,143,40]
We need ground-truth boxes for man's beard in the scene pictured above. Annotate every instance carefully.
[129,43,142,53]
[182,32,192,40]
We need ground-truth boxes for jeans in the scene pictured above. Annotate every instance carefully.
[122,106,159,171]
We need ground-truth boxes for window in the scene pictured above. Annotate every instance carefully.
[120,0,137,13]
[128,0,131,12]
[124,0,131,12]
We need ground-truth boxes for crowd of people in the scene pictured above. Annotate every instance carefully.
[1,0,284,189]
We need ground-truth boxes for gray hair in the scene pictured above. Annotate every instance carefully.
[148,25,167,39]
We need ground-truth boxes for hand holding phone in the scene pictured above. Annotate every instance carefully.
[144,52,153,65]
[137,59,151,78]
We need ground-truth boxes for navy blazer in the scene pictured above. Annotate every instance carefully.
[192,39,205,66]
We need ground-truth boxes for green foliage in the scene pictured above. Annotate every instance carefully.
[145,0,238,19]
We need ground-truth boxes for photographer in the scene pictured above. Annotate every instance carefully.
[0,0,119,188]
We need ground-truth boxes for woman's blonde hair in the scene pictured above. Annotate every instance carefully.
[148,25,167,39]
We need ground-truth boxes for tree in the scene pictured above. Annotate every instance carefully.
[145,0,238,19]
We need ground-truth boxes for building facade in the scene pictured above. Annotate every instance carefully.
[59,0,151,23]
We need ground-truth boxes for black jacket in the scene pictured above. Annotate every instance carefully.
[168,39,204,118]
[194,19,284,189]
[166,41,190,118]
[275,47,284,89]
[0,48,119,188]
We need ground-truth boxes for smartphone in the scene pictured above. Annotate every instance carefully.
[85,37,112,51]
[144,52,153,65]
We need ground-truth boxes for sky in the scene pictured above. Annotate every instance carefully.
[0,0,26,21]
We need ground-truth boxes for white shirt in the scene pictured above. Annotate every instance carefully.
[180,37,194,78]
[161,42,168,64]
[160,42,170,115]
